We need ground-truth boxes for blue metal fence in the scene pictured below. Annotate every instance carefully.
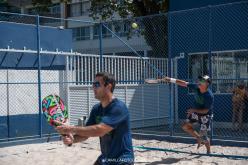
[169,1,248,142]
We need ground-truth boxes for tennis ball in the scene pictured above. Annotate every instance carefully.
[131,22,138,29]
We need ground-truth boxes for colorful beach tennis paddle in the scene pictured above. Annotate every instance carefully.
[42,94,72,146]
[42,94,68,126]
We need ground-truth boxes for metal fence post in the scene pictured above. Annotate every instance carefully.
[99,22,103,72]
[36,15,42,138]
[6,69,10,141]
[168,12,174,136]
[208,6,214,142]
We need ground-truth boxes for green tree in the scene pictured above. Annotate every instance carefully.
[90,0,169,57]
[31,0,53,13]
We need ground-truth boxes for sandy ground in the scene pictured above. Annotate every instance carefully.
[0,138,248,165]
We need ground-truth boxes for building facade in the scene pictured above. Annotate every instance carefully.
[65,0,151,56]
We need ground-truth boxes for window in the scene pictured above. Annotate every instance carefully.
[68,1,90,17]
[188,53,209,80]
[188,50,248,94]
[212,52,233,93]
[188,53,209,93]
[93,24,112,39]
[49,4,61,14]
[82,1,91,14]
[212,50,248,93]
[102,23,112,38]
[27,4,60,17]
[70,3,82,17]
[72,27,90,41]
[93,25,99,39]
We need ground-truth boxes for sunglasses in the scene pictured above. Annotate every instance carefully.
[92,81,101,88]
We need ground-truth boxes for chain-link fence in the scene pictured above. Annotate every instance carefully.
[0,11,169,142]
[170,1,248,143]
[0,1,248,155]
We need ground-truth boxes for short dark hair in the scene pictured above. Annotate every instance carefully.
[95,72,116,93]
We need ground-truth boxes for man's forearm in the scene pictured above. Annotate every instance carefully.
[162,77,188,87]
[175,79,188,87]
[72,125,106,137]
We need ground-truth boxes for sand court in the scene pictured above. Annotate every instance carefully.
[0,138,248,165]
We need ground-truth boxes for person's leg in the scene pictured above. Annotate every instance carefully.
[182,122,200,138]
[232,104,238,130]
[199,115,211,154]
[182,122,203,149]
[182,113,201,145]
[238,103,245,130]
[232,104,236,125]
[199,129,210,154]
[204,134,210,154]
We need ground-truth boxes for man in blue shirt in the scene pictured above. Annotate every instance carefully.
[162,75,214,154]
[56,72,134,165]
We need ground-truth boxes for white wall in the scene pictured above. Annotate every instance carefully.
[0,70,63,116]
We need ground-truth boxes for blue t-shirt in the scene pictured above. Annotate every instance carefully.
[86,98,134,165]
[187,83,214,114]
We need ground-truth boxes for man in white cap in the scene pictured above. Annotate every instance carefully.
[163,75,214,154]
